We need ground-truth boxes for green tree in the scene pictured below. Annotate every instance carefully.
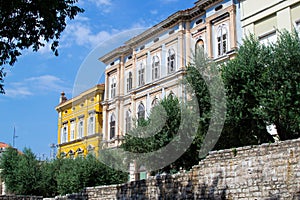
[219,35,274,150]
[14,148,42,195]
[259,30,300,140]
[0,0,84,93]
[0,147,20,194]
[56,155,127,195]
[121,95,199,174]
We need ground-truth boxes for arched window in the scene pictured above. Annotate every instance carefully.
[217,25,228,56]
[137,103,145,120]
[167,49,176,74]
[125,110,131,133]
[138,63,145,86]
[152,98,158,107]
[152,56,160,80]
[68,150,74,159]
[127,72,133,92]
[87,145,95,155]
[195,39,204,53]
[168,91,175,99]
[110,113,116,139]
[110,78,116,98]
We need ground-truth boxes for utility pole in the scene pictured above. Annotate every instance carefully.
[12,126,18,148]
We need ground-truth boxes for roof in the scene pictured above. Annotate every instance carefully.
[99,0,221,64]
[55,84,105,110]
[0,142,9,148]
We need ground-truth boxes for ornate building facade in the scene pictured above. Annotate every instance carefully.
[100,0,241,149]
[55,84,105,158]
[100,0,241,180]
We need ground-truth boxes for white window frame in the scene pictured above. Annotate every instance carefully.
[88,114,95,136]
[217,24,228,56]
[152,56,160,80]
[110,78,116,98]
[137,103,145,120]
[110,113,116,139]
[78,118,84,139]
[258,30,277,46]
[125,110,131,133]
[70,121,75,141]
[61,123,68,144]
[167,49,176,74]
[127,71,133,92]
[138,63,145,86]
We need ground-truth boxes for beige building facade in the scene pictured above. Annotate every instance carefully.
[240,0,300,43]
[100,0,241,151]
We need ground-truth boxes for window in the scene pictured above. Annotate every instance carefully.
[78,119,84,139]
[88,114,95,136]
[110,114,116,139]
[167,49,176,74]
[168,91,175,98]
[152,56,160,80]
[68,150,74,159]
[137,103,145,120]
[87,145,95,156]
[217,25,228,56]
[195,39,205,53]
[259,31,277,45]
[125,110,131,133]
[110,78,116,98]
[76,148,84,158]
[61,124,68,143]
[152,98,158,107]
[138,63,145,86]
[296,21,300,36]
[70,121,75,141]
[127,72,133,92]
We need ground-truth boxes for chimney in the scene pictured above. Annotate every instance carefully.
[59,91,67,104]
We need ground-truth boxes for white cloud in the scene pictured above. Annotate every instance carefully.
[89,0,112,7]
[5,86,33,98]
[87,0,113,13]
[4,75,71,98]
[150,10,158,15]
[62,20,149,49]
[62,22,112,48]
[160,0,179,3]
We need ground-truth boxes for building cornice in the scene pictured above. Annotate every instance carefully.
[55,84,105,111]
[99,0,222,65]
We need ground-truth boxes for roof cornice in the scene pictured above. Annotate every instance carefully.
[55,84,105,111]
[99,0,221,64]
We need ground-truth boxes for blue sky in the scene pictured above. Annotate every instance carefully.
[0,0,195,159]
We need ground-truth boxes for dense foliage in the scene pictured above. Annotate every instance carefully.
[0,147,127,197]
[0,0,84,93]
[121,30,300,174]
[217,30,300,149]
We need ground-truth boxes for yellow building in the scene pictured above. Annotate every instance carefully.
[55,84,105,158]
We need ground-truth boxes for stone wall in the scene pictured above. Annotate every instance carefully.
[57,138,300,200]
[0,195,43,200]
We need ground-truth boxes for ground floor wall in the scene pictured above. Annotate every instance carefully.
[57,138,300,199]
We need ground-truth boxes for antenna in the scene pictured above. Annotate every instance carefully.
[12,126,18,147]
